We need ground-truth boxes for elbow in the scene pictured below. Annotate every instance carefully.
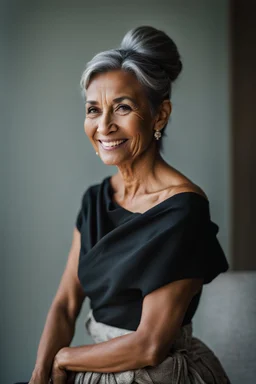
[147,346,166,367]
[136,332,167,367]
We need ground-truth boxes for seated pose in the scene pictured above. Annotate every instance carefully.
[18,26,230,384]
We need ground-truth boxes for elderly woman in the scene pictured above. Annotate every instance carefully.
[17,26,230,384]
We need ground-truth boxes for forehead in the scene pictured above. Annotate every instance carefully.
[86,70,146,101]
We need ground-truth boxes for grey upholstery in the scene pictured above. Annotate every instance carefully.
[193,272,256,384]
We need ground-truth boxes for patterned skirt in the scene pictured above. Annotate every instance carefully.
[72,310,230,384]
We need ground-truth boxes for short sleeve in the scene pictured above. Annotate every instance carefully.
[74,187,90,233]
[139,201,229,298]
[75,208,83,232]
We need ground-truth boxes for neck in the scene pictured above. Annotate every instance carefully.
[114,144,168,200]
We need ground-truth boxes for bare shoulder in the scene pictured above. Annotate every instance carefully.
[110,171,209,202]
[164,169,209,201]
[172,182,209,201]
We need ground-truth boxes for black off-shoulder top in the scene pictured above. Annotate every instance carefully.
[75,176,229,331]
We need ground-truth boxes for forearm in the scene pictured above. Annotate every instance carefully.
[33,304,76,377]
[57,331,153,373]
[56,301,189,374]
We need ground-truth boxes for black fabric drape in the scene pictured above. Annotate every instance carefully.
[75,176,229,331]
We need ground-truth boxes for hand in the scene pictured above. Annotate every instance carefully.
[51,351,68,384]
[28,369,50,384]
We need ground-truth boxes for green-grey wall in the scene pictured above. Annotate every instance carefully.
[1,0,230,382]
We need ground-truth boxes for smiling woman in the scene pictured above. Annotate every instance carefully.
[18,26,230,384]
[83,69,166,166]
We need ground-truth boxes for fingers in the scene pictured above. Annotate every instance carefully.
[51,373,67,384]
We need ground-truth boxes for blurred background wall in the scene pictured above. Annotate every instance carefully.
[230,0,256,270]
[1,0,232,382]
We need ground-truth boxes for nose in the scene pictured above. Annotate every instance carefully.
[97,112,117,135]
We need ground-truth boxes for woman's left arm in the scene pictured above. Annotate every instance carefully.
[53,278,203,375]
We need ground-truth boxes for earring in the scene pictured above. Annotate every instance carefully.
[154,130,162,140]
[96,152,99,156]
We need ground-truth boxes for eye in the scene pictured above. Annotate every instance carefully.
[87,107,99,114]
[116,104,132,113]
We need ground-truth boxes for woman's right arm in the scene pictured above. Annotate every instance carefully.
[29,227,86,383]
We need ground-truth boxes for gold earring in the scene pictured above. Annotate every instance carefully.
[96,152,99,156]
[154,130,162,140]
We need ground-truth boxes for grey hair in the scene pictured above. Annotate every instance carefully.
[80,26,182,151]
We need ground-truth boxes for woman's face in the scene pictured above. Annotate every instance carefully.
[84,69,157,166]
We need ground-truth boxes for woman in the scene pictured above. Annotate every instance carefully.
[17,26,230,384]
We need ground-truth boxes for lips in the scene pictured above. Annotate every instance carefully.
[98,139,128,150]
[100,139,126,147]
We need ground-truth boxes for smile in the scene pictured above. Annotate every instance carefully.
[99,139,128,151]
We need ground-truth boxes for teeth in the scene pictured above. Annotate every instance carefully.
[101,140,126,148]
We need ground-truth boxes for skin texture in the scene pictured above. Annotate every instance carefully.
[29,69,207,383]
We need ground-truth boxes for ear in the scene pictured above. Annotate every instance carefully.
[153,100,172,131]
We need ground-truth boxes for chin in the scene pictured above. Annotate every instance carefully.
[102,159,123,166]
[100,154,128,166]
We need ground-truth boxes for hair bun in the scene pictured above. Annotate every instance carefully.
[120,26,182,82]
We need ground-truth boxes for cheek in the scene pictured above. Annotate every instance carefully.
[130,133,142,156]
[130,130,153,157]
[84,120,99,151]
[131,118,152,142]
[125,115,152,154]
[84,119,95,139]
[122,112,149,134]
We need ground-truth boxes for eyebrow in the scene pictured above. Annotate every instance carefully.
[85,96,138,106]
